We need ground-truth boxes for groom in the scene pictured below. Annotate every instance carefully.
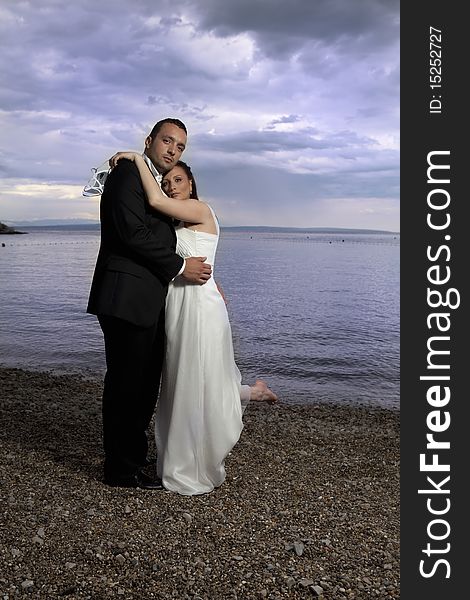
[87,118,211,489]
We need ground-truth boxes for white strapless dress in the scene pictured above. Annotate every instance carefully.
[155,206,250,495]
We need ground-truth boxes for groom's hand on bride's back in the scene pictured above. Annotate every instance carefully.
[182,257,212,284]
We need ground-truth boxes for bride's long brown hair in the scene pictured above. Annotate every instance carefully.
[173,160,199,200]
[167,160,199,227]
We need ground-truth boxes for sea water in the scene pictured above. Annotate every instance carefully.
[0,227,399,408]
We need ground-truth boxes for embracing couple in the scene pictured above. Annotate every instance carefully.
[86,118,277,495]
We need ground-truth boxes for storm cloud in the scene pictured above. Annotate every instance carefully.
[0,0,399,229]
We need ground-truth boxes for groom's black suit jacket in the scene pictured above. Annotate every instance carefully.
[87,159,184,327]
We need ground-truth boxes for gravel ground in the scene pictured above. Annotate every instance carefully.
[0,367,399,599]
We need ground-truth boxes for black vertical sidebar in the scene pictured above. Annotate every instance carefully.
[401,2,467,597]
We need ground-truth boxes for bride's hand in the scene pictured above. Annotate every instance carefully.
[109,151,140,169]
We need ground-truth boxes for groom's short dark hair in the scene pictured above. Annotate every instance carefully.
[148,118,187,139]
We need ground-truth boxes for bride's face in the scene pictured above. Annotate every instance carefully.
[162,166,192,200]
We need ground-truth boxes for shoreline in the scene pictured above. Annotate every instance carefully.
[0,367,399,598]
[0,363,400,412]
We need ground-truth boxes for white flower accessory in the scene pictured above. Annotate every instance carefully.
[83,153,162,196]
[82,160,111,196]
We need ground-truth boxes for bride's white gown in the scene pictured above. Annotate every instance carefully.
[155,206,250,495]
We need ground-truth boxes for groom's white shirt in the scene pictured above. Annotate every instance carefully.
[142,153,162,184]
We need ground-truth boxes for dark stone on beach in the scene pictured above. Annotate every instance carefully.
[293,541,305,556]
[311,584,324,596]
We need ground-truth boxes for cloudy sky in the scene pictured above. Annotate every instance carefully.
[0,0,399,230]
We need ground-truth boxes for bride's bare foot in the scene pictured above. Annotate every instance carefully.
[250,380,278,404]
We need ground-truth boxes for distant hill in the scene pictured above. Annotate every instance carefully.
[7,218,100,227]
[7,219,398,235]
[222,226,398,235]
[0,221,27,234]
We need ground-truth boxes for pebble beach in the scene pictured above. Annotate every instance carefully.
[0,367,399,599]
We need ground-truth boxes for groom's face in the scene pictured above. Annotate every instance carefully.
[144,123,187,174]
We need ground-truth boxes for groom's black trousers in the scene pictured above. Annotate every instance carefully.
[98,313,165,481]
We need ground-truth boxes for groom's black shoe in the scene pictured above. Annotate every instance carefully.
[136,471,164,490]
[104,471,164,490]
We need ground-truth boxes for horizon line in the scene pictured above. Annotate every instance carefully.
[3,219,399,235]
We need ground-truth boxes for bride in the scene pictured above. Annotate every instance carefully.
[109,152,278,495]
